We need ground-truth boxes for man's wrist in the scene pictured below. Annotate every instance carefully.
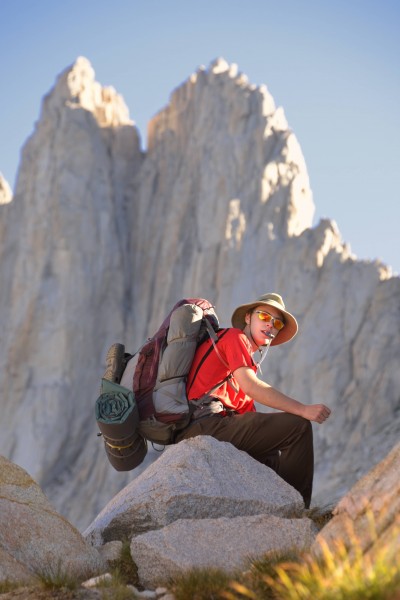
[296,402,306,419]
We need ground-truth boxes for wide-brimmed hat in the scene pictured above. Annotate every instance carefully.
[231,292,298,346]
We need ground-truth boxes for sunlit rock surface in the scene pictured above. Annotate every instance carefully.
[0,173,12,204]
[312,441,400,561]
[0,455,104,583]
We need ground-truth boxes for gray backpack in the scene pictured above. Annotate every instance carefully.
[96,298,230,471]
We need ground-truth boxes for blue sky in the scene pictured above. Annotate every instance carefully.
[1,0,399,273]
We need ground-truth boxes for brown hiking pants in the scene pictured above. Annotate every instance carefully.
[175,412,314,508]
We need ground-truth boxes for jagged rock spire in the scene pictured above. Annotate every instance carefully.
[0,173,12,204]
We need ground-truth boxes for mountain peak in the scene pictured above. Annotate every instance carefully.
[41,55,132,127]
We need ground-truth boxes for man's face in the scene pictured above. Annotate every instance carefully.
[246,304,285,347]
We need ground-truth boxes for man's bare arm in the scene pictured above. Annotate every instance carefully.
[233,366,331,424]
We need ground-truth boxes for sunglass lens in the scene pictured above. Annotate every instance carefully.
[256,311,284,330]
[257,312,272,322]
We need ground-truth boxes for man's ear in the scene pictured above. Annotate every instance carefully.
[245,312,251,325]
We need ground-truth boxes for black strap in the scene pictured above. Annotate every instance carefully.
[187,328,230,395]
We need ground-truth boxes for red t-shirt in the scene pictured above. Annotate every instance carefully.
[186,328,257,414]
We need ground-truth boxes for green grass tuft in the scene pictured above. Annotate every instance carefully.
[0,579,24,593]
[99,582,138,600]
[34,560,78,591]
[170,566,239,600]
[108,538,140,587]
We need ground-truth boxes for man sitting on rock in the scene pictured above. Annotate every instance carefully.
[175,292,331,508]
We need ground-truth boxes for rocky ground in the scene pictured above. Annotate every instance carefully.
[0,585,173,600]
[0,588,101,600]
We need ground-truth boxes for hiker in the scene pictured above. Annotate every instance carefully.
[174,292,331,508]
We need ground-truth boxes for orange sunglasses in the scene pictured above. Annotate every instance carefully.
[253,310,285,331]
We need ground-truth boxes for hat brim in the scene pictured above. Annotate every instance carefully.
[231,300,298,346]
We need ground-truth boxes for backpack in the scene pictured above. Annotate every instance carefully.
[95,298,227,472]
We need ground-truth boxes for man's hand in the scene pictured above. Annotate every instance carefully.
[301,403,331,424]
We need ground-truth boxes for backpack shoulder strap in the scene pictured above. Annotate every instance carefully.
[204,319,233,371]
[186,327,230,395]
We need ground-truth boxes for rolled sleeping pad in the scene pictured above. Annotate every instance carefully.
[95,378,147,471]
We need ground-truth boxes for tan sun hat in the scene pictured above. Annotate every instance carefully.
[231,292,298,346]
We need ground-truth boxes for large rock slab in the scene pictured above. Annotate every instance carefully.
[84,436,304,545]
[312,441,400,560]
[0,456,104,584]
[131,514,318,590]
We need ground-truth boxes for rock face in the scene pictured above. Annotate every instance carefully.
[0,455,104,584]
[312,441,400,561]
[0,56,144,529]
[0,56,399,530]
[84,436,304,545]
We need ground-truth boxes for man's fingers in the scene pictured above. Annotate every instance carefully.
[305,403,331,423]
[317,404,331,423]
